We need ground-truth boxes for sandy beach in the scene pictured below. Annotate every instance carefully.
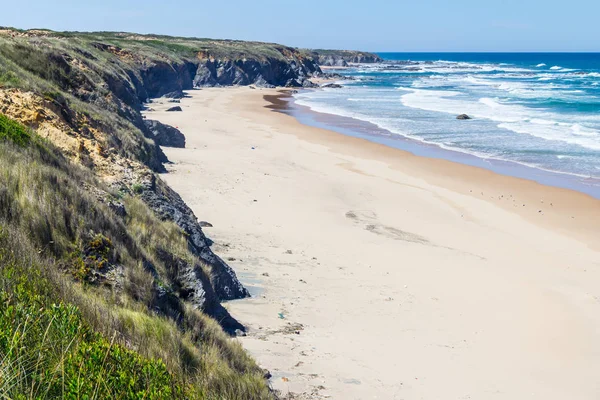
[146,87,600,400]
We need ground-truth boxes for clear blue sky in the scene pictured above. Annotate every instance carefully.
[3,0,600,52]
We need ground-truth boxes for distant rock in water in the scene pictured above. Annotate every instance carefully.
[166,106,182,112]
[144,120,186,148]
[457,114,472,120]
[322,83,343,89]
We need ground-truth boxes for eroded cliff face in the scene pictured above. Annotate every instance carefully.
[0,31,262,333]
[309,50,383,67]
[0,30,378,336]
[193,51,321,88]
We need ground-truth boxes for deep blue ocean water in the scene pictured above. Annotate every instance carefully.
[294,53,600,186]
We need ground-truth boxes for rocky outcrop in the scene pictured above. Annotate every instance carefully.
[309,50,383,66]
[162,90,185,99]
[0,31,362,334]
[166,106,182,112]
[143,120,186,148]
[322,83,343,89]
[457,114,472,120]
[155,248,244,332]
[139,175,250,302]
[193,49,321,88]
[318,57,349,67]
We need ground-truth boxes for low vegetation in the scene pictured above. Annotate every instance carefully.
[0,115,272,397]
[0,27,300,398]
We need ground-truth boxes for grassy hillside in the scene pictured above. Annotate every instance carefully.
[0,29,284,399]
[0,27,378,398]
[0,115,272,398]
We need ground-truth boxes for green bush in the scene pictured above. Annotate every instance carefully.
[0,114,30,146]
[0,117,273,399]
[0,229,185,399]
[0,70,19,86]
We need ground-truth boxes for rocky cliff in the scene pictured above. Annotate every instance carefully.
[0,28,382,397]
[0,30,267,327]
[194,45,321,87]
[308,49,383,66]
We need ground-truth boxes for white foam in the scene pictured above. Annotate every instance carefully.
[399,88,600,150]
[550,66,562,70]
[536,63,547,67]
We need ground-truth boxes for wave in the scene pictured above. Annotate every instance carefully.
[413,74,594,103]
[371,60,535,75]
[399,88,600,150]
[550,66,562,70]
[536,63,547,67]
[294,91,600,180]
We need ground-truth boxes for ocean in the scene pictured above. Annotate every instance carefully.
[293,53,600,197]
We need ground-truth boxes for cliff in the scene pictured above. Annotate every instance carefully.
[0,28,308,398]
[308,49,383,66]
[0,27,382,398]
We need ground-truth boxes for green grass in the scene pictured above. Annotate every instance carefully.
[0,70,19,86]
[0,116,273,399]
[0,114,30,146]
[0,28,283,398]
[0,238,185,399]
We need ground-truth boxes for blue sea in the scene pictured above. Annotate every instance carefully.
[293,53,600,196]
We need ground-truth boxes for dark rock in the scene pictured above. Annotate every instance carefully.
[167,99,180,103]
[108,200,127,217]
[140,175,250,302]
[310,50,383,66]
[193,52,321,88]
[322,83,343,89]
[155,248,244,333]
[163,90,185,99]
[152,284,184,323]
[301,79,318,88]
[166,106,182,112]
[199,221,213,227]
[456,114,472,120]
[143,120,186,148]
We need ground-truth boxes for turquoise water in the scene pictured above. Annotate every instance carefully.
[294,53,600,194]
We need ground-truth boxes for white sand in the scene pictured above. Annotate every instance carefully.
[146,87,600,400]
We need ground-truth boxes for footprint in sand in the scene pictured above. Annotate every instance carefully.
[346,210,430,245]
[345,210,486,260]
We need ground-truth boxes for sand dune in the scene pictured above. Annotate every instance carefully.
[146,87,600,400]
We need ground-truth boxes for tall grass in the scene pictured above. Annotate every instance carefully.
[0,226,185,399]
[0,114,30,146]
[0,116,273,399]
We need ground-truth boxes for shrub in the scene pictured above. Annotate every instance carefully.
[0,70,19,86]
[0,228,185,399]
[0,114,30,146]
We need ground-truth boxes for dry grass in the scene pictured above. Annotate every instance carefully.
[0,117,274,399]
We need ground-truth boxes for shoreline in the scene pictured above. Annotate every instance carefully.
[146,87,600,399]
[262,90,600,251]
[287,91,600,199]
